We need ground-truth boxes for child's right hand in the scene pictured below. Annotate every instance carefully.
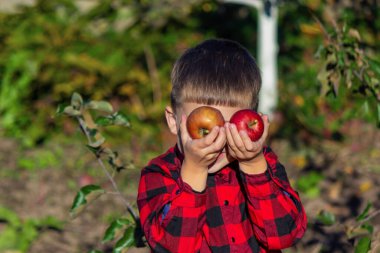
[179,114,226,191]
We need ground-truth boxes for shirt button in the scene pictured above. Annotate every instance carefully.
[231,237,235,243]
[224,200,229,206]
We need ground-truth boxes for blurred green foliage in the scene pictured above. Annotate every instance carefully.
[0,205,64,252]
[1,0,379,147]
[277,1,380,139]
[0,0,208,146]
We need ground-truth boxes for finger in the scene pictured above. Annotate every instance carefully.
[228,123,246,152]
[201,126,220,147]
[225,123,245,158]
[240,130,255,151]
[205,126,227,153]
[226,144,238,160]
[225,123,236,150]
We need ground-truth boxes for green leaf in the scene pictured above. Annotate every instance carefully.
[71,92,83,110]
[56,104,68,115]
[88,250,103,253]
[86,145,102,156]
[368,58,380,76]
[34,216,65,230]
[356,202,372,221]
[102,218,131,243]
[316,210,336,226]
[88,136,106,148]
[354,237,371,253]
[95,112,131,127]
[95,116,114,126]
[113,226,135,253]
[87,128,98,137]
[296,171,323,197]
[70,185,105,218]
[86,101,114,113]
[0,206,21,227]
[63,106,82,117]
[347,225,372,239]
[113,112,131,127]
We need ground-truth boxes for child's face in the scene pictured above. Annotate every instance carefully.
[166,102,246,173]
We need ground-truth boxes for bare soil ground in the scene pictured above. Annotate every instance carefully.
[0,121,379,253]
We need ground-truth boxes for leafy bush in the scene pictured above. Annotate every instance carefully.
[277,2,380,139]
[0,0,206,146]
[57,93,144,252]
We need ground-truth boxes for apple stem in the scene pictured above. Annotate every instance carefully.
[200,128,209,137]
[249,119,258,128]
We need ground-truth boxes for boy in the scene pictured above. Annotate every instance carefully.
[137,38,307,253]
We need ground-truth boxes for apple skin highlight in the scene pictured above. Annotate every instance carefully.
[230,109,264,142]
[186,106,225,139]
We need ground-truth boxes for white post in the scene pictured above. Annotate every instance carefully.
[257,1,278,117]
[221,0,278,117]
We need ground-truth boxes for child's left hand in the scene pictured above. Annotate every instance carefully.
[225,114,270,172]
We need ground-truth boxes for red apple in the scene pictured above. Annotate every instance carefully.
[230,109,264,142]
[186,106,225,139]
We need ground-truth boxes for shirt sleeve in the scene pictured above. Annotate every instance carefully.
[137,162,207,253]
[240,147,307,250]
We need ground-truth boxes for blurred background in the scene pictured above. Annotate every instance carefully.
[0,0,379,252]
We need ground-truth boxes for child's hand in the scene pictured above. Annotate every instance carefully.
[225,114,270,174]
[179,114,226,191]
[180,114,227,171]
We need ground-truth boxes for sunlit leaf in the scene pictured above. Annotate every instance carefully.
[34,216,64,230]
[70,185,105,218]
[113,112,131,127]
[86,101,114,113]
[88,136,106,148]
[113,226,135,253]
[102,148,124,170]
[347,226,372,239]
[356,202,372,221]
[316,210,336,226]
[0,206,21,227]
[95,116,114,126]
[63,106,82,117]
[102,218,131,243]
[296,171,323,198]
[354,237,371,253]
[71,92,83,110]
[56,104,68,115]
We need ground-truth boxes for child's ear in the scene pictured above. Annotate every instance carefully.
[165,106,178,135]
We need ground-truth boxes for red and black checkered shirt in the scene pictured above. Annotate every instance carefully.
[137,145,307,253]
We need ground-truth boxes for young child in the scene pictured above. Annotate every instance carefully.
[137,38,307,253]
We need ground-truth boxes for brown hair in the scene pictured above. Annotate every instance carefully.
[170,38,261,112]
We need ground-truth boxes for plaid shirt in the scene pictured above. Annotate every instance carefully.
[137,145,307,253]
